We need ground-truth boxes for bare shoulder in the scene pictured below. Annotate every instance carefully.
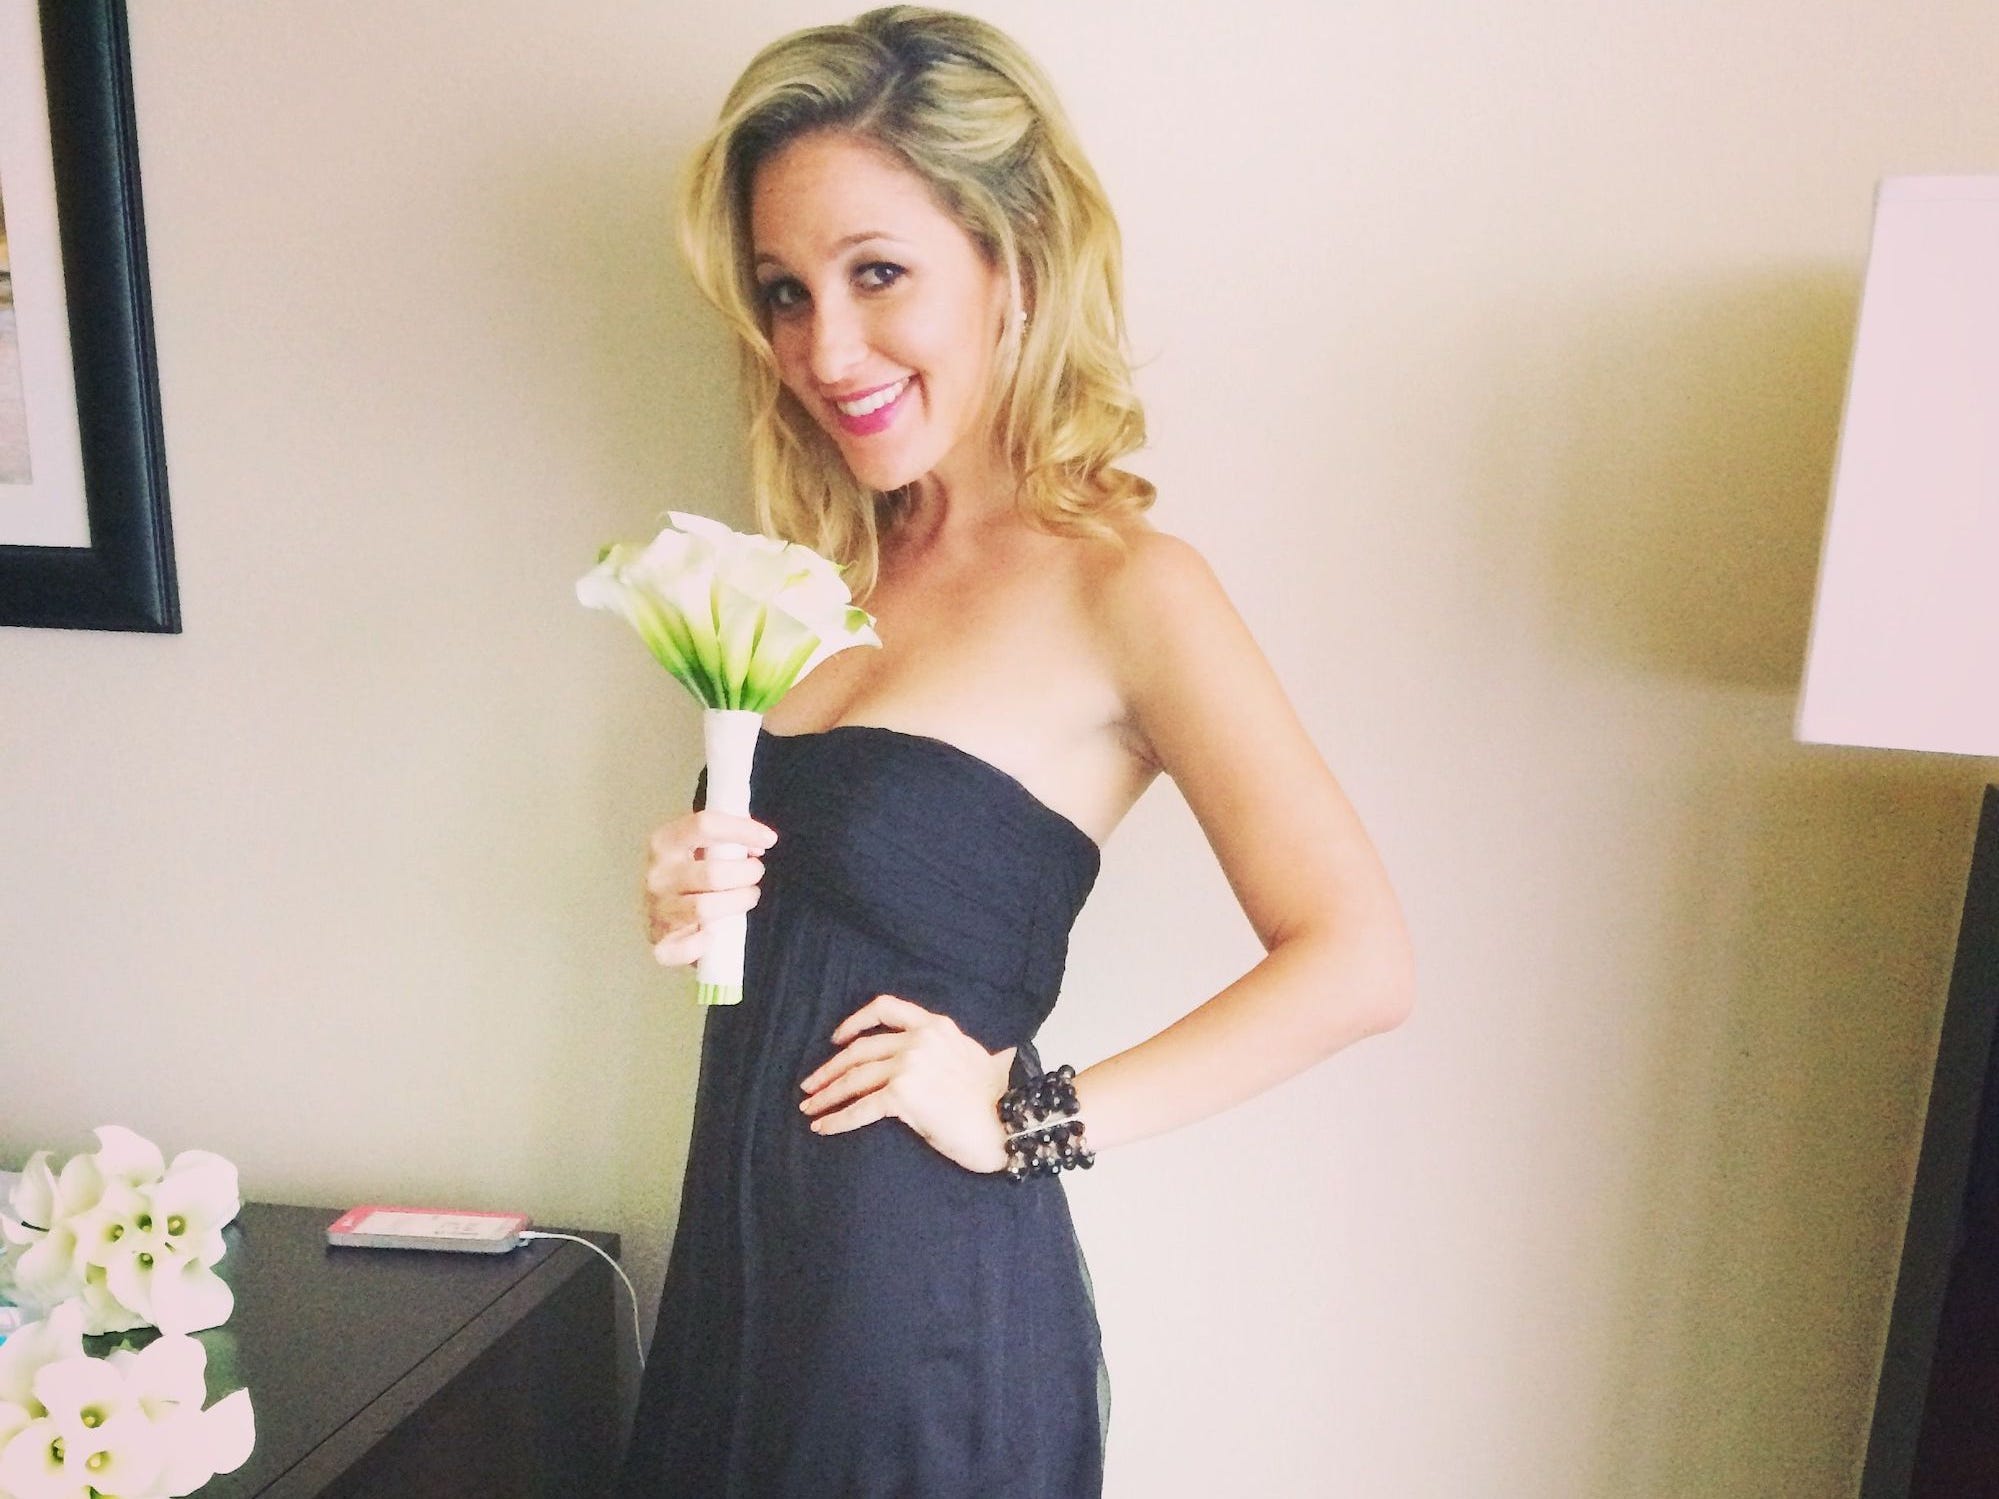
[1082,520,1244,770]
[1106,524,1221,602]
[1087,517,1227,629]
[1090,514,1412,979]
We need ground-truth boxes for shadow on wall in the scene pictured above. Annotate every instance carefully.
[1478,269,1861,691]
[1482,271,1982,1493]
[1599,756,1973,1495]
[1551,271,1859,691]
[474,128,750,1435]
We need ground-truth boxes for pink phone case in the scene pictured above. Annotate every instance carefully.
[326,1204,530,1253]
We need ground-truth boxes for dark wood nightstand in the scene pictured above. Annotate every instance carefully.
[181,1201,622,1497]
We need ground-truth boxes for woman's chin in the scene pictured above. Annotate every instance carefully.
[836,443,926,494]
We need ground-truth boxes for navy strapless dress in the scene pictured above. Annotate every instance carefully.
[618,724,1110,1498]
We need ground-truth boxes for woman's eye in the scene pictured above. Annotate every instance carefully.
[757,264,899,314]
[759,278,805,313]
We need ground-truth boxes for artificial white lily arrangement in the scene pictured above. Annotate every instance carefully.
[1,1129,238,1338]
[0,1128,253,1497]
[0,1301,252,1499]
[578,511,880,1006]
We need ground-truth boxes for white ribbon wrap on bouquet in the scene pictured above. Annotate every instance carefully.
[697,707,764,1006]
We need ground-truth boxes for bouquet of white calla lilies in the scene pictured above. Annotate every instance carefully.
[0,1299,254,1499]
[1,1129,240,1337]
[579,511,880,1005]
[578,511,876,710]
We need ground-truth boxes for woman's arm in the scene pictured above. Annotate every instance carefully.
[1068,528,1416,1155]
[797,528,1414,1173]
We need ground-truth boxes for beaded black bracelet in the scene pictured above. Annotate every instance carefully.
[998,1062,1096,1183]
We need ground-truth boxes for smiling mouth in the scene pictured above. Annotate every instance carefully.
[830,376,913,436]
[832,377,911,418]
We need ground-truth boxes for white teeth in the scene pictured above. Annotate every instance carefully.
[835,378,909,417]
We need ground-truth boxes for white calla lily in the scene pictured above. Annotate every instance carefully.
[77,1267,148,1338]
[64,1182,149,1273]
[1,1150,105,1323]
[0,1302,161,1499]
[151,1155,240,1271]
[0,1306,256,1499]
[0,1159,57,1301]
[13,1355,166,1499]
[85,1129,166,1192]
[104,1244,232,1339]
[105,1333,254,1495]
[65,1409,166,1496]
[0,1130,241,1337]
[148,1387,254,1496]
[31,1355,136,1435]
[775,547,860,615]
[6,1155,57,1234]
[662,509,742,546]
[581,511,881,1004]
[0,1302,84,1409]
[0,1415,76,1499]
[0,1402,33,1454]
[8,1227,86,1318]
[102,1336,205,1422]
[50,1157,105,1226]
[158,1151,236,1195]
[577,543,710,700]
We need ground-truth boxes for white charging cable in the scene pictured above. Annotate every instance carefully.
[518,1231,645,1371]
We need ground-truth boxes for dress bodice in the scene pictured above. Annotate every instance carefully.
[697,724,1101,1032]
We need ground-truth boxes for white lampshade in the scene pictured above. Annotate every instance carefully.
[1796,176,1999,757]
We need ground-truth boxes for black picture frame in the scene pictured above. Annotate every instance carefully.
[1862,783,1999,1495]
[0,0,175,633]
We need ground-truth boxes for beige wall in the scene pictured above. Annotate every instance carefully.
[3,3,1995,1493]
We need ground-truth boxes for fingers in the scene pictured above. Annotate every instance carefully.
[645,884,762,962]
[645,876,764,961]
[799,1031,903,1095]
[651,922,706,967]
[640,811,777,966]
[650,811,778,862]
[831,993,946,1045]
[798,1008,931,1133]
[645,882,762,940]
[644,810,772,896]
[798,998,1004,1166]
[648,851,764,897]
[801,1058,898,1126]
[807,1079,895,1135]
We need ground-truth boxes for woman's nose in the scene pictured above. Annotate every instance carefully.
[807,300,867,387]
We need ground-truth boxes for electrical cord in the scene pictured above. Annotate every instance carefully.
[518,1231,645,1372]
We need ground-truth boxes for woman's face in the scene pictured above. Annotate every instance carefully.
[748,131,1011,495]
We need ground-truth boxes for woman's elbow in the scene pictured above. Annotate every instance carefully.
[1355,917,1417,1039]
[1368,966,1416,1036]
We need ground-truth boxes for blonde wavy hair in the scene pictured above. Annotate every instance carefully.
[676,4,1154,603]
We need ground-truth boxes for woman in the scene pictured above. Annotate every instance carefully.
[622,8,1415,1495]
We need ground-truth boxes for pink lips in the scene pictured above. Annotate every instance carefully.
[831,377,911,436]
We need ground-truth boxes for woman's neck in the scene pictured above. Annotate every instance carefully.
[895,448,1021,563]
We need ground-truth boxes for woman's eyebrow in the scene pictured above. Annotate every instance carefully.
[754,231,908,269]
